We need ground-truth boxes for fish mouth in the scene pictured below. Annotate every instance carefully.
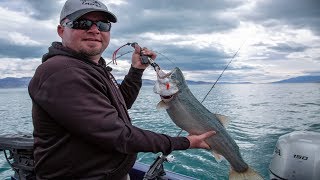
[160,93,177,102]
[160,95,174,99]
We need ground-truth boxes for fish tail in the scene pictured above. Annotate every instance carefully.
[229,167,264,180]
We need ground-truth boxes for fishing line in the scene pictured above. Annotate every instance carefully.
[106,50,134,66]
[154,51,178,67]
[108,45,177,68]
[200,41,246,103]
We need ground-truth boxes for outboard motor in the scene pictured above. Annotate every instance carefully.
[269,131,320,180]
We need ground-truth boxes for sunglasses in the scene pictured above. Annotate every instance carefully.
[63,19,111,32]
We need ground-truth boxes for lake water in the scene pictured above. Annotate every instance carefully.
[0,83,319,179]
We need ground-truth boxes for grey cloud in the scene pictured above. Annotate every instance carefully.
[254,51,290,62]
[269,43,308,53]
[110,0,244,36]
[25,0,61,20]
[250,42,310,62]
[304,70,320,75]
[0,39,46,59]
[106,0,253,72]
[227,64,256,71]
[108,42,231,71]
[124,0,242,11]
[244,0,320,35]
[2,0,61,21]
[252,42,271,47]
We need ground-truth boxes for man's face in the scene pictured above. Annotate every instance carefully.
[58,11,110,61]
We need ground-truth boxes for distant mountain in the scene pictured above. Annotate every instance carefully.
[272,75,320,83]
[141,79,212,86]
[0,77,31,88]
[143,80,252,85]
[186,80,212,85]
[0,77,213,88]
[218,81,252,84]
[4,75,318,88]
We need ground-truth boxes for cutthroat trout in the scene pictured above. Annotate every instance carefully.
[153,67,263,180]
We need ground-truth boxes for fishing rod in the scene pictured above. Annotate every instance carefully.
[201,41,246,103]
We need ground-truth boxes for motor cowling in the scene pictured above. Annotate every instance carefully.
[269,131,320,180]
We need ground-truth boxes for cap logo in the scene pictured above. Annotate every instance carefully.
[80,0,102,8]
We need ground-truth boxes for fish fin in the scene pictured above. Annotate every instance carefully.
[156,101,169,110]
[214,114,229,128]
[229,167,264,180]
[212,150,225,163]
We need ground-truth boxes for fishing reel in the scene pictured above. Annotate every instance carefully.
[143,154,176,180]
[130,42,152,65]
[112,42,161,71]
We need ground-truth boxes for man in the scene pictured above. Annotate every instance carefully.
[28,0,215,179]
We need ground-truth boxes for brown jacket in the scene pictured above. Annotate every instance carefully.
[28,42,189,179]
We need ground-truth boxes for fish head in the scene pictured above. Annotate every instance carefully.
[153,67,186,103]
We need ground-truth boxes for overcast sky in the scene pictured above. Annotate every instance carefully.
[0,0,319,83]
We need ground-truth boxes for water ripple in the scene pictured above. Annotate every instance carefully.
[1,84,320,180]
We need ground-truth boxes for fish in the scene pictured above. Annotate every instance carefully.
[153,67,263,180]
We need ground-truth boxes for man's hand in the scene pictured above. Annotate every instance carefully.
[132,45,157,69]
[186,131,216,149]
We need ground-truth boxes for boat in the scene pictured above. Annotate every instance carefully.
[2,131,320,180]
[0,133,196,180]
